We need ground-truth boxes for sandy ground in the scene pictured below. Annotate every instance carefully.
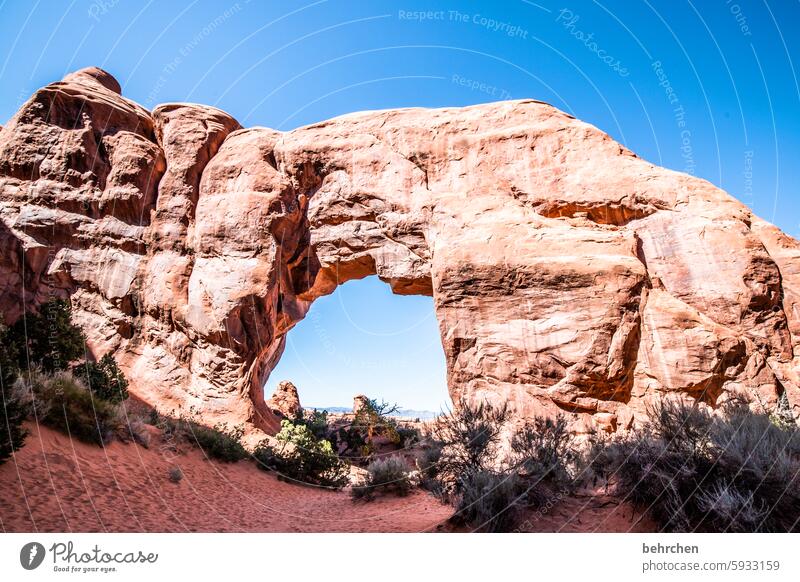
[0,422,452,532]
[439,490,655,533]
[513,493,656,533]
[1,422,655,533]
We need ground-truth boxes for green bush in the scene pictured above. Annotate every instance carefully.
[1,319,27,462]
[396,424,421,448]
[337,398,402,460]
[416,438,444,478]
[429,403,582,529]
[293,409,330,441]
[416,437,445,495]
[269,419,349,488]
[150,412,248,462]
[1,380,30,463]
[185,422,248,463]
[73,354,129,403]
[334,424,368,459]
[9,300,85,373]
[769,391,797,430]
[590,398,800,532]
[352,455,413,500]
[20,370,122,445]
[146,408,161,426]
[0,303,134,455]
[428,401,523,529]
[0,318,20,386]
[252,439,279,472]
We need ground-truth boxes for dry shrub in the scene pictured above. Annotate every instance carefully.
[589,399,800,532]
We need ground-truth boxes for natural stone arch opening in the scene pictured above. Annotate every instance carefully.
[2,68,799,442]
[262,274,450,417]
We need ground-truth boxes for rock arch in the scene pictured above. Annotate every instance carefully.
[1,68,799,439]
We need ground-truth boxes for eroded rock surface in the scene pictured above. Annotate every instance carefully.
[352,395,371,416]
[267,381,302,419]
[1,67,798,435]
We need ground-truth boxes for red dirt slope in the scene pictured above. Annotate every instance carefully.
[0,422,451,532]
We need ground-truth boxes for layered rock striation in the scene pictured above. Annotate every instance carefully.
[1,67,798,435]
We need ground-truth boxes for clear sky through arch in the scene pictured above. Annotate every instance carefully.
[265,276,450,412]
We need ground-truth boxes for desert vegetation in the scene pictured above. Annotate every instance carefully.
[0,300,256,466]
[251,397,426,492]
[410,396,800,533]
[351,455,414,500]
[418,401,583,532]
[331,398,410,459]
[0,318,27,462]
[168,466,184,483]
[587,398,800,533]
[151,412,249,463]
[4,301,799,534]
[253,419,349,488]
[1,300,138,457]
[73,353,130,404]
[14,369,124,445]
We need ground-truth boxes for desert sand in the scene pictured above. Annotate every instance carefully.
[0,422,451,533]
[0,422,653,533]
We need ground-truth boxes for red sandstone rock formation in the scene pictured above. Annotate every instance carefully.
[352,395,371,416]
[267,381,302,419]
[1,67,798,436]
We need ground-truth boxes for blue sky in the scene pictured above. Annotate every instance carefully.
[1,1,798,409]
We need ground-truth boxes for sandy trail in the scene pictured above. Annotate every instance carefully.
[1,423,655,533]
[0,423,452,532]
[513,493,656,533]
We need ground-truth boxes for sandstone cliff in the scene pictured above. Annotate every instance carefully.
[1,67,798,436]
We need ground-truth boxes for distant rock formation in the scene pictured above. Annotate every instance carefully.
[1,67,799,436]
[267,381,302,419]
[352,395,371,416]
